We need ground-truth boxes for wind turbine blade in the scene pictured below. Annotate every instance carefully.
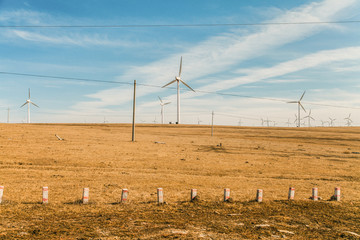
[31,102,40,108]
[158,96,163,103]
[310,117,315,120]
[299,91,306,101]
[299,103,306,112]
[179,56,182,77]
[180,79,195,92]
[20,102,27,108]
[162,79,177,88]
[287,101,297,103]
[164,102,171,105]
[29,88,31,99]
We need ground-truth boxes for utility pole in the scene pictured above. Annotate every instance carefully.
[132,80,136,142]
[211,110,214,136]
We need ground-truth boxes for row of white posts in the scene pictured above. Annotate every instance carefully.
[0,186,340,204]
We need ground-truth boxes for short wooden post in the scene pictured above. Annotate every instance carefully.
[288,187,295,200]
[157,188,164,204]
[42,187,48,204]
[334,187,340,201]
[256,189,263,202]
[224,188,230,202]
[82,188,89,204]
[0,186,4,204]
[121,189,128,203]
[191,189,197,201]
[312,187,318,201]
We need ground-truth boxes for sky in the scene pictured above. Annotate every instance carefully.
[0,0,360,126]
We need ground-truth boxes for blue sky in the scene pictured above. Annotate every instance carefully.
[0,0,360,126]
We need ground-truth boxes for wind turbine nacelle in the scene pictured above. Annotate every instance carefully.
[175,76,181,81]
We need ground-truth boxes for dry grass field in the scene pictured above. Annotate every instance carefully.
[0,123,359,239]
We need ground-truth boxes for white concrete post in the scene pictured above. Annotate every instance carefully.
[312,187,318,201]
[334,187,340,201]
[256,189,263,202]
[157,188,164,204]
[224,188,230,202]
[191,189,197,201]
[121,189,128,203]
[82,188,89,204]
[288,187,295,200]
[0,186,4,204]
[42,187,48,204]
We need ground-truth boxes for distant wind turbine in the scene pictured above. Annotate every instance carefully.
[286,118,291,127]
[287,91,306,127]
[197,117,202,125]
[329,117,336,127]
[320,120,328,127]
[20,88,39,123]
[344,114,352,126]
[302,109,315,127]
[238,119,242,126]
[158,96,171,124]
[264,118,271,127]
[162,56,195,124]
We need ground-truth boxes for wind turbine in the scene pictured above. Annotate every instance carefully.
[197,117,202,125]
[303,109,315,127]
[20,88,39,123]
[162,56,195,124]
[344,114,352,126]
[286,119,291,127]
[264,118,271,127]
[158,96,171,124]
[287,91,306,127]
[238,119,242,126]
[261,118,265,126]
[329,117,336,127]
[294,114,298,126]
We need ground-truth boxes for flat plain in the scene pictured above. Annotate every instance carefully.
[0,123,359,239]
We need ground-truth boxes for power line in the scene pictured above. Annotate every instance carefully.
[1,70,360,110]
[0,20,359,28]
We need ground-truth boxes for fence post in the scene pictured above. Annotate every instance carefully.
[224,188,230,202]
[288,187,295,200]
[0,186,4,204]
[256,189,263,202]
[121,189,129,203]
[42,187,48,204]
[82,188,89,204]
[157,188,164,204]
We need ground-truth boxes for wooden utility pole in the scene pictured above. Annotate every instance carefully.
[132,80,136,142]
[211,110,214,136]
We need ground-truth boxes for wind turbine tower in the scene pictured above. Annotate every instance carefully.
[162,57,195,124]
[287,91,306,127]
[20,88,39,123]
[158,96,171,124]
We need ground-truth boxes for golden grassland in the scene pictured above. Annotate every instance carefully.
[0,123,359,239]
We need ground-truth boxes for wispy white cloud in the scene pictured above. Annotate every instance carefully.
[6,30,145,47]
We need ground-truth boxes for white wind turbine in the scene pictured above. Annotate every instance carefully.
[287,91,306,127]
[158,96,171,124]
[162,56,195,124]
[303,109,315,127]
[329,117,336,127]
[20,88,39,123]
[344,113,352,126]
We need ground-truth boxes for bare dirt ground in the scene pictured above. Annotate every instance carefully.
[0,123,359,239]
